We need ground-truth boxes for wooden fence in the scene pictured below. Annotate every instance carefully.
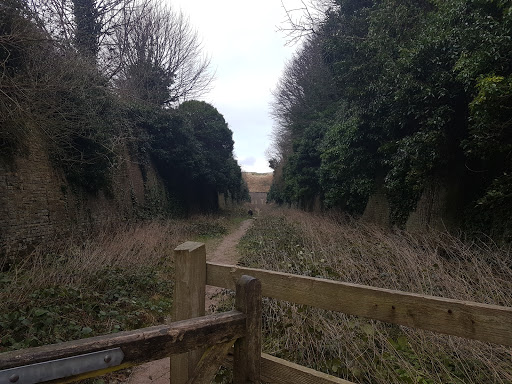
[2,241,512,384]
[207,263,512,347]
[201,243,512,384]
[0,253,262,384]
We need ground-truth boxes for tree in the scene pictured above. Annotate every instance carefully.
[269,0,512,237]
[270,33,336,173]
[279,0,336,44]
[0,0,236,213]
[0,0,38,154]
[27,0,212,103]
[114,2,213,105]
[1,0,122,192]
[178,101,235,189]
[28,0,146,70]
[72,0,101,58]
[142,101,243,213]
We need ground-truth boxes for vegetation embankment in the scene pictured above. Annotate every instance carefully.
[0,212,245,354]
[1,0,249,214]
[242,172,273,193]
[238,209,512,383]
[269,0,512,238]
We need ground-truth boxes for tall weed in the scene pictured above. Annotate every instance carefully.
[239,209,512,383]
[0,215,230,353]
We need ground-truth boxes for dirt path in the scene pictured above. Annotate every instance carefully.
[127,219,253,384]
[205,218,253,313]
[207,218,253,264]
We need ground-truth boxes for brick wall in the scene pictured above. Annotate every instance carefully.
[0,133,167,256]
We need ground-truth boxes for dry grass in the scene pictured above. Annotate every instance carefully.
[0,214,235,357]
[238,208,512,383]
[1,220,187,303]
[4,214,235,288]
[242,172,273,192]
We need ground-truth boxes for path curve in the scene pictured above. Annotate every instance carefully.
[205,219,253,312]
[207,218,253,264]
[127,219,253,384]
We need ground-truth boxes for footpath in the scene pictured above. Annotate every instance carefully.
[126,218,254,383]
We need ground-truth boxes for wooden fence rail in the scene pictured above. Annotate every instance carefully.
[0,267,262,384]
[0,312,245,378]
[207,262,512,347]
[171,242,512,384]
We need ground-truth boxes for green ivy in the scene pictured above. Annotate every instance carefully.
[269,0,512,236]
[0,267,173,352]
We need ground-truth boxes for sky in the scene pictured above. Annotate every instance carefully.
[166,0,306,173]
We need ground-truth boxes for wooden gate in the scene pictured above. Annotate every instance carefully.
[3,240,512,384]
[0,255,261,384]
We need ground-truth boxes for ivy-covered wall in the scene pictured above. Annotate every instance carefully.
[0,130,168,256]
[267,0,512,239]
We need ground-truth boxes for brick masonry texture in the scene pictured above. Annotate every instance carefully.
[0,133,167,256]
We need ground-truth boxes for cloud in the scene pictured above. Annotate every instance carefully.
[167,0,304,175]
[240,157,256,166]
[241,157,272,173]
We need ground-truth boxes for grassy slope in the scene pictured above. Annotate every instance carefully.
[242,172,273,193]
[238,209,512,384]
[0,212,246,354]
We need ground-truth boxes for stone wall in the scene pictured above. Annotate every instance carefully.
[0,132,167,256]
[405,177,462,232]
[362,183,391,228]
[249,192,267,206]
[362,176,462,231]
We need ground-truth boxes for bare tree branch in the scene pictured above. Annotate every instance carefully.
[269,35,336,161]
[278,0,334,45]
[114,2,213,105]
[27,0,147,73]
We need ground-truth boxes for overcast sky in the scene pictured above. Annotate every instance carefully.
[166,0,305,173]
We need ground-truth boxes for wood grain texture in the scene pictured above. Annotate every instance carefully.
[0,312,245,370]
[207,262,512,346]
[219,353,353,384]
[172,242,207,383]
[234,275,262,384]
[261,353,355,384]
[187,339,237,384]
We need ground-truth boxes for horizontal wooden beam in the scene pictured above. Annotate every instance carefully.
[221,352,353,384]
[207,263,512,347]
[0,311,246,371]
[261,353,354,384]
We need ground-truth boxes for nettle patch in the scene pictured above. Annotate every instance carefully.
[0,267,172,352]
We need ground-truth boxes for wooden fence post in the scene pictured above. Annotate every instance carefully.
[233,275,262,384]
[170,242,206,384]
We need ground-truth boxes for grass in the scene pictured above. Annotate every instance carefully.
[0,213,239,354]
[242,172,273,193]
[4,206,511,383]
[238,209,512,384]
